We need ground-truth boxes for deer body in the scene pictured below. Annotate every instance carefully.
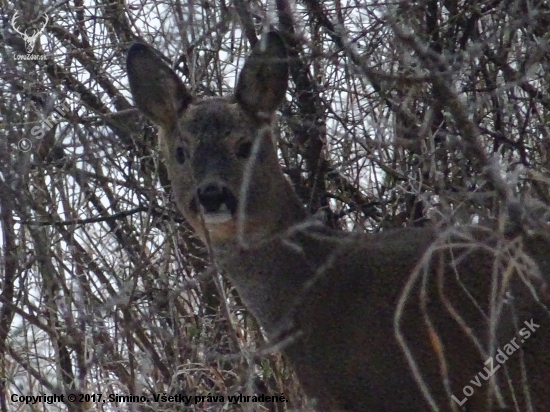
[222,225,439,410]
[127,32,550,411]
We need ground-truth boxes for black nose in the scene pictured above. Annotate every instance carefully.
[197,183,225,213]
[196,183,239,215]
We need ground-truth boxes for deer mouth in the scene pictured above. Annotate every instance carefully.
[192,186,239,226]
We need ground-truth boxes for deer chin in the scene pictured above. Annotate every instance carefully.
[202,210,233,225]
[199,202,233,225]
[199,212,271,246]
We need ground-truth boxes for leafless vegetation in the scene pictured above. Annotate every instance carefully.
[1,0,549,411]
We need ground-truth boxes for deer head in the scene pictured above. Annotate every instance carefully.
[126,32,305,247]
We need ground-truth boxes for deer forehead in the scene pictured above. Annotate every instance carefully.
[177,98,262,147]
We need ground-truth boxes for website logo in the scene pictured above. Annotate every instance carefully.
[11,11,48,60]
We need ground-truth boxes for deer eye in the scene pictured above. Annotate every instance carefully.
[175,146,187,164]
[236,140,252,159]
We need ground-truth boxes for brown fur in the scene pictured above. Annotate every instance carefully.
[127,33,550,411]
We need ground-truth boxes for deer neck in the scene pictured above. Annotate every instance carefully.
[268,174,309,233]
[210,176,315,335]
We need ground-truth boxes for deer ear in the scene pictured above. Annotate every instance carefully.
[126,43,192,127]
[235,32,289,115]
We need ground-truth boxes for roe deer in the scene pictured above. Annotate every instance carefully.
[126,32,550,411]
